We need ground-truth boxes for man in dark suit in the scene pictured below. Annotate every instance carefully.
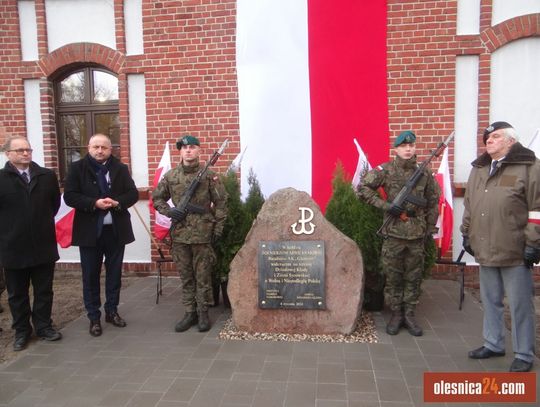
[0,136,62,350]
[64,134,138,337]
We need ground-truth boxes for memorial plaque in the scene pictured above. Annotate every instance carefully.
[258,240,325,309]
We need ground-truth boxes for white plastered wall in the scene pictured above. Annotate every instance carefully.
[456,0,481,35]
[45,0,116,52]
[454,56,480,263]
[490,38,540,145]
[18,0,39,61]
[492,0,540,26]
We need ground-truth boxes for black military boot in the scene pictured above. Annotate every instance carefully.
[198,310,211,332]
[386,310,404,335]
[175,312,198,332]
[403,310,423,336]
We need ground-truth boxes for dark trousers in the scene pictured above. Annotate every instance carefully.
[79,226,125,321]
[4,262,55,335]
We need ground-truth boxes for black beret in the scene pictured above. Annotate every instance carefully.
[483,121,513,144]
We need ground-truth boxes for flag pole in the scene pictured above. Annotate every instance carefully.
[436,201,445,259]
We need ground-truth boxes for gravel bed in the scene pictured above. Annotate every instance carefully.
[218,312,378,343]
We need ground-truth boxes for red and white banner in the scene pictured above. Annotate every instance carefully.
[236,0,389,210]
[150,141,172,240]
[55,194,75,248]
[434,148,453,257]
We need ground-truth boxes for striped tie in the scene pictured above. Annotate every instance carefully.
[21,171,30,183]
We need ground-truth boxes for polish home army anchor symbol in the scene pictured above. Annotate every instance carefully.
[291,207,316,235]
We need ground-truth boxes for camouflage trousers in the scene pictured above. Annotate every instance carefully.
[381,237,424,312]
[171,243,216,313]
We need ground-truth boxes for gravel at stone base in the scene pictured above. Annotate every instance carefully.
[219,312,378,343]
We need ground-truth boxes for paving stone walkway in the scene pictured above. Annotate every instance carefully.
[0,278,538,406]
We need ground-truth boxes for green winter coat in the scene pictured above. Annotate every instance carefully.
[460,142,540,267]
[152,161,228,244]
[358,155,440,240]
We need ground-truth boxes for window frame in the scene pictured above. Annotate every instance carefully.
[54,65,120,182]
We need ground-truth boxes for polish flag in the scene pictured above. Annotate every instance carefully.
[236,0,389,211]
[352,138,372,189]
[149,141,172,240]
[55,194,75,248]
[434,148,453,257]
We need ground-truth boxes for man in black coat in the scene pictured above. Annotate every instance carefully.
[64,134,138,337]
[0,136,62,351]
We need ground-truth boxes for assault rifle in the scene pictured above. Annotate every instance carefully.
[169,138,229,224]
[377,131,454,237]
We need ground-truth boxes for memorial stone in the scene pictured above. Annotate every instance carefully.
[228,187,364,335]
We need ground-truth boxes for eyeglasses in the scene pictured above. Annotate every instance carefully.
[7,149,33,154]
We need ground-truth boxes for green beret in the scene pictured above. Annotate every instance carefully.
[176,135,200,149]
[394,130,416,147]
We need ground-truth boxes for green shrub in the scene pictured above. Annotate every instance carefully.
[325,163,385,309]
[214,169,265,283]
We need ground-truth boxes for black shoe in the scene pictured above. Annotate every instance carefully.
[37,327,62,341]
[175,312,198,332]
[198,311,211,332]
[403,311,423,337]
[468,346,505,359]
[0,302,3,313]
[13,333,31,351]
[509,358,533,372]
[386,311,404,335]
[89,320,102,337]
[105,312,127,327]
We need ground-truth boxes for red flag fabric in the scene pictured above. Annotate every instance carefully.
[434,148,453,257]
[149,141,172,240]
[55,194,75,248]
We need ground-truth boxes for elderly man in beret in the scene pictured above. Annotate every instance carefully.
[359,130,440,337]
[461,121,540,372]
[152,135,227,333]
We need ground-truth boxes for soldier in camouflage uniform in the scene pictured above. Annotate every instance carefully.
[358,131,440,336]
[152,135,227,332]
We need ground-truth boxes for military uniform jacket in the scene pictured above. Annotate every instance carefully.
[461,142,540,267]
[0,161,60,269]
[358,155,440,240]
[64,154,138,247]
[151,162,228,244]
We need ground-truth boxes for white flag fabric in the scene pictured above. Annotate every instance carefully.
[352,138,372,189]
[527,128,540,155]
[150,141,172,240]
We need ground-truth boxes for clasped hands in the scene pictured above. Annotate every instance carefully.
[95,197,119,210]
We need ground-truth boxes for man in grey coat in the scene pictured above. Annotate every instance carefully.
[461,121,540,372]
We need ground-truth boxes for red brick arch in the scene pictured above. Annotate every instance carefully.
[38,43,125,77]
[480,13,540,53]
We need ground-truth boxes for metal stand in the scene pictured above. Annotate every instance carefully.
[155,257,173,304]
[436,249,466,310]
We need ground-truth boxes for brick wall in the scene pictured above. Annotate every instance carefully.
[1,1,539,281]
